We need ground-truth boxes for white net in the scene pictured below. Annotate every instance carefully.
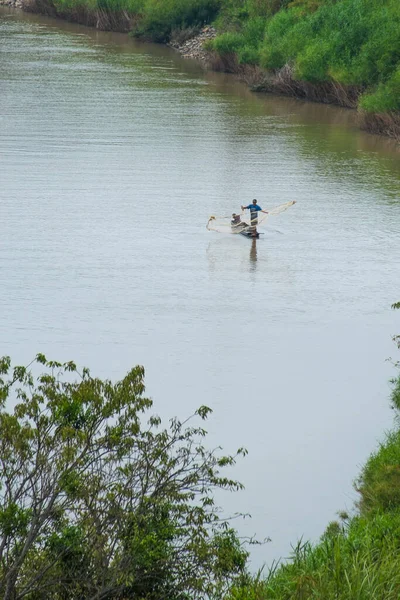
[206,201,296,234]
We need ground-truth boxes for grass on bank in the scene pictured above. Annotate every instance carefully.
[47,0,221,41]
[227,448,400,599]
[127,0,221,42]
[209,0,400,113]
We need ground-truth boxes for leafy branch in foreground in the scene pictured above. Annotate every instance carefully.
[0,355,249,600]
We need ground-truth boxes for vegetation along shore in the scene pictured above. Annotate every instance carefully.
[1,311,400,599]
[4,0,400,140]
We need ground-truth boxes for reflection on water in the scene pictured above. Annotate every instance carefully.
[249,238,257,269]
[1,6,400,569]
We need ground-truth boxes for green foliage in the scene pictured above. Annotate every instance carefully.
[0,504,31,538]
[0,355,249,600]
[213,529,248,578]
[215,0,289,30]
[243,15,266,42]
[245,0,290,18]
[211,16,265,63]
[259,9,302,69]
[238,44,260,65]
[259,0,400,95]
[357,430,400,514]
[228,513,400,599]
[131,0,222,42]
[212,31,245,54]
[294,38,334,82]
[359,68,400,113]
[215,0,400,115]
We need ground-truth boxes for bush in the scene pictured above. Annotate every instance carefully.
[260,9,306,70]
[238,44,260,64]
[212,31,245,54]
[211,15,265,64]
[359,68,400,113]
[228,510,400,600]
[0,355,249,599]
[357,428,400,513]
[259,0,400,97]
[294,38,334,82]
[131,0,221,42]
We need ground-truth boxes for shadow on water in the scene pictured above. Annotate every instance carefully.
[249,238,257,271]
[206,235,277,280]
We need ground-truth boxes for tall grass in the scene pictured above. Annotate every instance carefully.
[229,514,400,599]
[130,0,221,42]
[209,0,400,113]
[260,0,400,111]
[211,16,266,64]
[357,430,400,514]
[32,0,220,38]
[214,0,290,30]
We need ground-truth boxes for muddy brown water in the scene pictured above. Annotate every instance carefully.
[1,6,400,568]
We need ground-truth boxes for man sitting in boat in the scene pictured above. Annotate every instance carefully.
[231,213,247,232]
[241,199,268,236]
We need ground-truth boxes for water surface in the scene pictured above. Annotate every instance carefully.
[1,7,400,568]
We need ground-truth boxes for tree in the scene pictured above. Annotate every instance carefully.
[0,355,249,600]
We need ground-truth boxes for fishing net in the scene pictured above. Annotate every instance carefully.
[206,201,296,234]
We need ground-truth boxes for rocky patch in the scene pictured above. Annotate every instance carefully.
[0,0,24,6]
[169,26,216,66]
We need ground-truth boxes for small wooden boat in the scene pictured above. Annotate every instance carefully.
[239,230,262,239]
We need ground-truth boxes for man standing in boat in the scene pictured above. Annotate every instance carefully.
[241,199,267,236]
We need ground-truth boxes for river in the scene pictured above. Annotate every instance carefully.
[1,6,400,568]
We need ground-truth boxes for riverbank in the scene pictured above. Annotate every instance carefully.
[169,26,217,65]
[0,0,23,7]
[5,0,400,141]
[169,29,398,141]
[208,0,400,141]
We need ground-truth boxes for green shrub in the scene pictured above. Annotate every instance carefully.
[359,69,400,113]
[132,0,221,42]
[243,15,267,41]
[52,0,97,13]
[260,9,306,70]
[228,511,400,600]
[245,0,290,18]
[212,31,245,54]
[347,511,400,553]
[258,0,400,101]
[96,0,141,12]
[211,15,265,60]
[294,38,334,82]
[357,428,400,513]
[214,0,288,32]
[238,44,260,64]
[391,370,400,410]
